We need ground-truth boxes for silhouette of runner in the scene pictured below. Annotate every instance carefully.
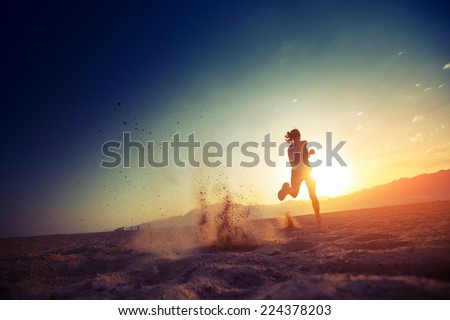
[278,129,321,224]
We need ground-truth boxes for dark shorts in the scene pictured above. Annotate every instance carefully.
[291,168,315,191]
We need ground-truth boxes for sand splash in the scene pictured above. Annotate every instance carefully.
[196,183,277,250]
[131,178,278,255]
[198,192,251,249]
[284,212,300,229]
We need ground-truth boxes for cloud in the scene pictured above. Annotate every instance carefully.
[426,142,450,155]
[357,112,363,116]
[410,132,424,142]
[356,125,362,131]
[398,51,404,56]
[415,83,421,87]
[438,83,445,88]
[292,98,297,103]
[412,115,424,123]
[444,62,450,70]
[423,87,432,92]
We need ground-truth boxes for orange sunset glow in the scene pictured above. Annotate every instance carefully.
[1,1,449,238]
[2,0,450,305]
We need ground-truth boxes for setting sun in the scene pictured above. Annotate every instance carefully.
[311,165,352,198]
[297,166,351,200]
[2,0,450,308]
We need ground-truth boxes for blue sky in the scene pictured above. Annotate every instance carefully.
[1,0,449,237]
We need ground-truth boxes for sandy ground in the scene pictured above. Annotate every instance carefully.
[1,201,450,299]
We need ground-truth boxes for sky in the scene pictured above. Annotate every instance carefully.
[1,0,449,237]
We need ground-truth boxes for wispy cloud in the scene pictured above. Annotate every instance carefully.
[412,115,424,123]
[426,142,450,155]
[423,87,432,92]
[438,83,445,88]
[410,132,424,142]
[415,83,421,87]
[443,62,450,70]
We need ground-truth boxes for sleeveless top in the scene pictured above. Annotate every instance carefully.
[288,140,310,171]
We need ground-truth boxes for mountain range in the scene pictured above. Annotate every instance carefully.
[132,169,450,230]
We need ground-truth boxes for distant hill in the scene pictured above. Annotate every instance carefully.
[133,169,450,230]
[321,169,450,213]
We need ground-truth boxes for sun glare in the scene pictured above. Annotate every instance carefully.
[277,147,353,200]
[311,165,351,198]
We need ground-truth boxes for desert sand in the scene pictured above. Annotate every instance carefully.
[1,200,449,299]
